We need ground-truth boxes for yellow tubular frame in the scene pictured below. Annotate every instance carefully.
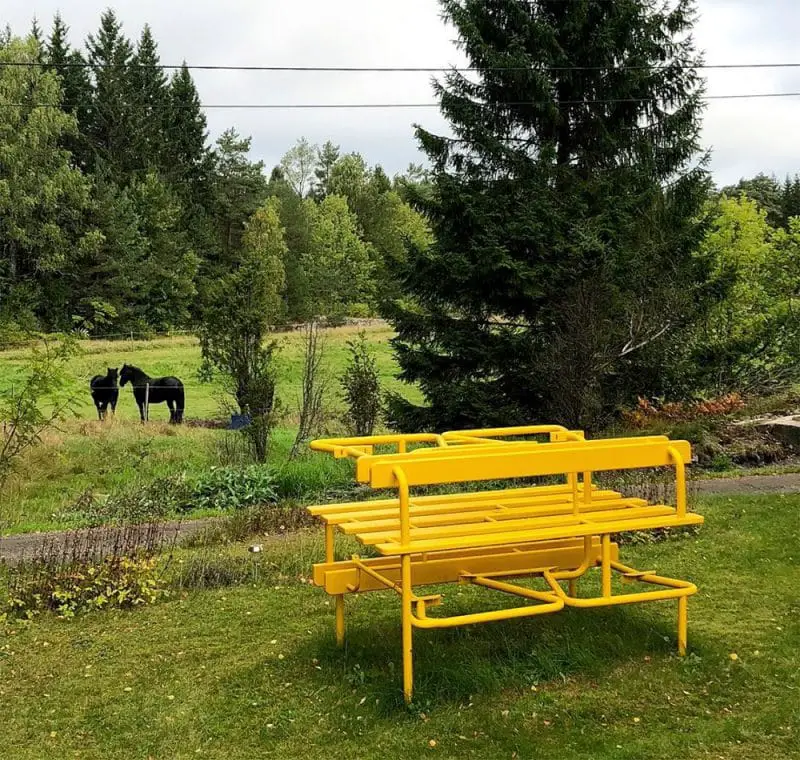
[308,425,702,703]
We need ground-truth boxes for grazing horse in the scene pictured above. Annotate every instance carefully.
[119,364,185,424]
[89,368,119,421]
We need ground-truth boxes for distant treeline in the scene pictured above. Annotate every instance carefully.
[0,11,432,339]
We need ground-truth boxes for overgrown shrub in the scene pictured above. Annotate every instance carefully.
[189,466,276,512]
[5,555,166,619]
[341,331,382,436]
[0,336,80,493]
[82,474,193,524]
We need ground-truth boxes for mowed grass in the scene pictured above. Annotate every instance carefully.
[0,324,414,532]
[1,494,798,759]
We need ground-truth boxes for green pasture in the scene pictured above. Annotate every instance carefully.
[0,325,414,533]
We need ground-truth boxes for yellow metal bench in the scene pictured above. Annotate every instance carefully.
[308,425,703,703]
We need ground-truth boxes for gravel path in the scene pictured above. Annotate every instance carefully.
[2,472,799,565]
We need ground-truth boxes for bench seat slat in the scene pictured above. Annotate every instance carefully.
[320,488,627,526]
[307,483,590,517]
[372,512,704,555]
[358,504,678,545]
[338,496,649,535]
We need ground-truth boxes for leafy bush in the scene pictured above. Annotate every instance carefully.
[341,331,382,436]
[189,466,276,512]
[85,474,193,524]
[6,555,165,619]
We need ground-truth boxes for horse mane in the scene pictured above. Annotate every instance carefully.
[121,365,151,382]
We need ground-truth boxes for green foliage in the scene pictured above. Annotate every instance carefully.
[199,199,286,460]
[719,173,784,228]
[304,195,374,317]
[279,137,317,198]
[0,35,92,330]
[84,474,192,524]
[0,337,80,492]
[341,331,382,436]
[386,0,713,431]
[680,197,800,395]
[6,555,165,618]
[209,129,268,265]
[189,466,276,512]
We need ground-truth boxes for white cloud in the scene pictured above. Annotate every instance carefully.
[5,0,800,182]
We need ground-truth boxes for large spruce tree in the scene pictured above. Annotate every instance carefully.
[385,0,713,430]
[85,10,136,179]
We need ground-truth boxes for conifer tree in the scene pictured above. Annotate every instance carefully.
[385,0,713,430]
[85,10,136,179]
[47,13,93,169]
[129,24,168,172]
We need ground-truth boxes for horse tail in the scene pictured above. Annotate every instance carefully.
[176,382,185,423]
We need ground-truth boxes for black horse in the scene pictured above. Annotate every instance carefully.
[119,364,185,424]
[90,368,119,421]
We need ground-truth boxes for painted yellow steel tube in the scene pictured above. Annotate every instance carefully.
[669,445,687,517]
[401,553,413,703]
[601,535,612,597]
[311,433,447,458]
[325,524,335,563]
[411,597,564,629]
[335,596,345,646]
[393,466,411,547]
[550,536,596,581]
[678,597,688,656]
[441,424,570,440]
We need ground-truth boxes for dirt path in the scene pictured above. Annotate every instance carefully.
[693,472,800,495]
[2,473,800,565]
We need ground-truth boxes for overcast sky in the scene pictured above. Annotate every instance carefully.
[5,0,800,185]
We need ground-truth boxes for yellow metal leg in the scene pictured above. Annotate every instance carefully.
[326,524,345,647]
[401,554,414,704]
[601,535,612,598]
[335,595,345,646]
[325,524,335,563]
[678,596,687,656]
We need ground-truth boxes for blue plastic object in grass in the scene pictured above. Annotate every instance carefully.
[228,414,251,430]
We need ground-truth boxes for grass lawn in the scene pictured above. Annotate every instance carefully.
[0,324,412,533]
[1,493,798,759]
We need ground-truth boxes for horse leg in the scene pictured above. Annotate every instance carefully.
[96,402,103,422]
[137,400,146,423]
[167,399,176,424]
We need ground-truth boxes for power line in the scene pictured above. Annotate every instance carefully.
[3,91,800,110]
[4,60,800,73]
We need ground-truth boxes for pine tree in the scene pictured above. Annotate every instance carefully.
[312,140,341,199]
[129,24,168,173]
[385,0,713,430]
[162,63,215,282]
[130,173,199,330]
[85,10,136,179]
[209,129,267,263]
[781,175,800,226]
[47,13,93,169]
[163,64,208,185]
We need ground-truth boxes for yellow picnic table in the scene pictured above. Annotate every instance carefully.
[307,425,703,703]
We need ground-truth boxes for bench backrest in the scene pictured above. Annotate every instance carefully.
[361,437,691,488]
